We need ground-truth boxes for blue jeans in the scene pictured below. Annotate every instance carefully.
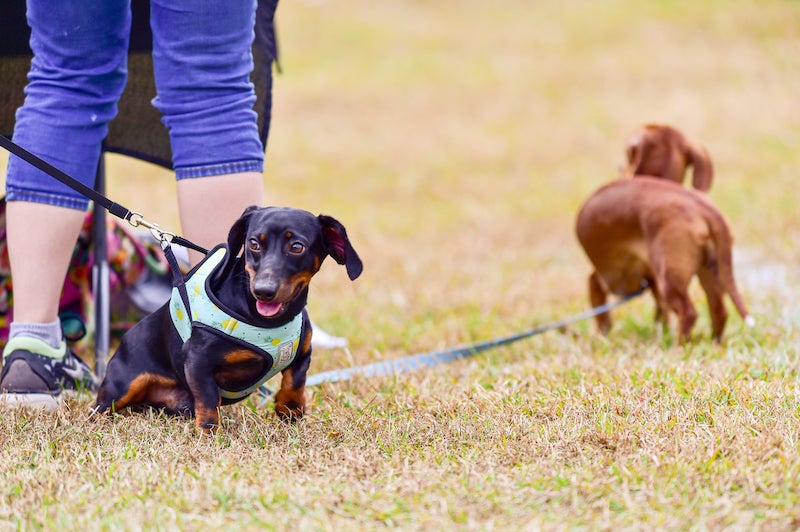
[6,0,264,210]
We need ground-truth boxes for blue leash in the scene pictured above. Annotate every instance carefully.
[256,286,646,405]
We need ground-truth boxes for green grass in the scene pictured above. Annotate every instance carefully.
[2,0,800,529]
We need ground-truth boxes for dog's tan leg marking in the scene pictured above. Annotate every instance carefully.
[223,349,261,364]
[275,368,306,421]
[185,370,221,434]
[109,373,187,411]
[194,405,221,435]
[215,349,264,384]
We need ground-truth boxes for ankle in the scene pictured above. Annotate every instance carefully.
[8,319,63,349]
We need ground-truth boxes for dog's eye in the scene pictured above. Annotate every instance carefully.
[289,242,305,254]
[248,239,261,252]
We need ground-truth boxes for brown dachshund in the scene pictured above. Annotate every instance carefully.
[622,124,714,191]
[575,177,753,342]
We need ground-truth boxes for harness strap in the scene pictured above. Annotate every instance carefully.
[162,242,192,318]
[170,235,209,255]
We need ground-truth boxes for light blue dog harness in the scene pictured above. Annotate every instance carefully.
[169,247,303,400]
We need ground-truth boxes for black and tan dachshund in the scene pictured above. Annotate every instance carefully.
[94,206,363,433]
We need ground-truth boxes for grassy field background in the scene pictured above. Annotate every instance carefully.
[1,0,800,529]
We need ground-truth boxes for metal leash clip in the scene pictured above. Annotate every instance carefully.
[127,211,176,245]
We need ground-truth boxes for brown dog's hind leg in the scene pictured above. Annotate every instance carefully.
[647,278,670,341]
[697,265,728,342]
[659,274,697,343]
[589,272,611,335]
[649,231,701,343]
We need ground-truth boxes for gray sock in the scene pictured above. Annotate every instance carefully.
[9,319,63,349]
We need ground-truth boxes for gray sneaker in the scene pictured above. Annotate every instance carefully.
[0,338,98,409]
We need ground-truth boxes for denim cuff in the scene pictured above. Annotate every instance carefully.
[175,160,264,180]
[5,188,90,211]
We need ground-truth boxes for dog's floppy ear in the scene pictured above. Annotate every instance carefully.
[226,205,261,256]
[210,206,260,281]
[318,214,363,281]
[622,142,642,178]
[622,128,647,179]
[685,141,713,192]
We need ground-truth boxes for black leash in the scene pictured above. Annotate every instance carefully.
[0,135,208,255]
[256,286,646,404]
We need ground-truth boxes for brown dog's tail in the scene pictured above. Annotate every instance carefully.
[701,198,754,326]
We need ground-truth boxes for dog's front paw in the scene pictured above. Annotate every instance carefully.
[275,402,305,422]
[275,394,305,422]
[195,419,220,434]
[194,406,221,434]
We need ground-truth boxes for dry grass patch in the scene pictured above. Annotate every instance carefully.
[2,325,800,529]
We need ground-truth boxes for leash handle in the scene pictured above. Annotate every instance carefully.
[0,135,132,221]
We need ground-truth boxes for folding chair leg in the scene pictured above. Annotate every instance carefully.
[92,154,110,378]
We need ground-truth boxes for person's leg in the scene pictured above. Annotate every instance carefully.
[150,1,346,348]
[5,204,85,324]
[177,174,264,264]
[1,1,131,406]
[150,0,265,265]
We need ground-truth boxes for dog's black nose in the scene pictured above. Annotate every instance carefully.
[253,281,279,301]
[254,287,277,301]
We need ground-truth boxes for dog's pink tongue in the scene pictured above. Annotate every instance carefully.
[256,301,282,317]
